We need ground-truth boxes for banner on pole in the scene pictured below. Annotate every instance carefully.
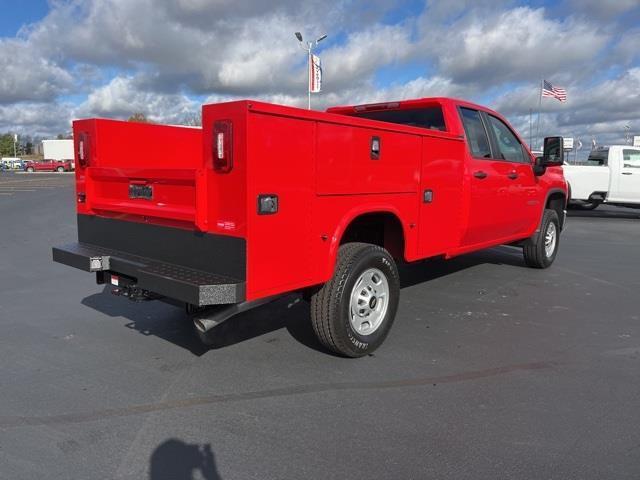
[309,54,322,93]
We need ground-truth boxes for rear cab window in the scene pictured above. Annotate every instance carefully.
[586,149,609,166]
[353,107,447,132]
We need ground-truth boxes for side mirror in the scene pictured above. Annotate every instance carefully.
[533,156,546,176]
[542,136,565,167]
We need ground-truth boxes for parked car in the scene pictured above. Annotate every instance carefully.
[24,159,73,172]
[1,157,22,169]
[10,159,25,169]
[52,98,568,357]
[563,146,640,209]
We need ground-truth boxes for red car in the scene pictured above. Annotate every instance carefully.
[24,159,72,172]
[53,97,568,357]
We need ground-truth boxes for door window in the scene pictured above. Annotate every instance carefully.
[459,108,491,158]
[622,149,640,168]
[487,115,526,163]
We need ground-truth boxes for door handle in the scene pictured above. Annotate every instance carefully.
[370,136,381,160]
[507,171,518,180]
[622,172,633,175]
[473,171,488,179]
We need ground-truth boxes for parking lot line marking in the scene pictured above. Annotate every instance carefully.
[0,180,71,183]
[0,186,60,189]
[0,360,557,428]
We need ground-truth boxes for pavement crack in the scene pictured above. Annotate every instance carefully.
[0,361,558,428]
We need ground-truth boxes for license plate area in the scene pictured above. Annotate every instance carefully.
[129,183,153,200]
[108,272,136,287]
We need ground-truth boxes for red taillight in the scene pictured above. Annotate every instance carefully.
[213,120,233,173]
[78,132,90,167]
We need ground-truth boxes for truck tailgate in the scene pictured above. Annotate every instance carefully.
[74,119,205,228]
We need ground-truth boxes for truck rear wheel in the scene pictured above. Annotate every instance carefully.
[310,242,400,357]
[523,209,560,269]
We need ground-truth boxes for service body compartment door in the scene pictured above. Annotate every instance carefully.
[315,123,420,195]
[418,136,465,257]
[245,113,315,299]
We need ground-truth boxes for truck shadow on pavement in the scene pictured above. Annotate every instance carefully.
[567,208,640,220]
[80,247,526,356]
[150,438,222,480]
[80,288,326,356]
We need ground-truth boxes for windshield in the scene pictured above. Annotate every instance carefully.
[354,107,447,132]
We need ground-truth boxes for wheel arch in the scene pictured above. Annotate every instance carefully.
[324,207,410,279]
[544,189,567,231]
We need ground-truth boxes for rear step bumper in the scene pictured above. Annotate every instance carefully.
[52,242,245,306]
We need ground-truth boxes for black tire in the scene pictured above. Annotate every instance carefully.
[26,167,34,172]
[310,242,400,357]
[56,166,64,172]
[523,209,560,269]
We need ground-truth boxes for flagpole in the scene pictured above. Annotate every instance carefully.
[535,79,543,150]
[529,108,532,150]
[308,46,311,110]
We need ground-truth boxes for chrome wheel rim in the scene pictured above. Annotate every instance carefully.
[349,268,389,336]
[544,222,557,258]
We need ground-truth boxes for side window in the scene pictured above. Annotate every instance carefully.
[459,108,491,158]
[622,149,640,168]
[488,115,525,163]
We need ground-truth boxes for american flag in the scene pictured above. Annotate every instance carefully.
[542,80,567,102]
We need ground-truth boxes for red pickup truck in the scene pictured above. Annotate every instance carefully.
[25,159,73,172]
[53,97,567,357]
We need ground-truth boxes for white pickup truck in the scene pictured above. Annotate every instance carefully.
[563,146,640,210]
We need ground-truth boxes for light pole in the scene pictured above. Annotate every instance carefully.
[295,32,327,110]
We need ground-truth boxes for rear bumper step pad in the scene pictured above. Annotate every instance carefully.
[52,242,245,306]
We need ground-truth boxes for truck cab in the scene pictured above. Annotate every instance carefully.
[564,146,640,209]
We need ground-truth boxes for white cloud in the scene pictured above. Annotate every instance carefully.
[0,102,73,136]
[420,7,609,85]
[76,76,198,123]
[493,68,640,151]
[0,0,638,150]
[0,39,73,103]
[322,24,415,91]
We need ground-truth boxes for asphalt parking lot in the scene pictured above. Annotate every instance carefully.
[1,171,639,479]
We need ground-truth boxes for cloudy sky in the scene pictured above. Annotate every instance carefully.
[0,0,639,152]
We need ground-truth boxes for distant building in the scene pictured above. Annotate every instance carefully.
[42,139,74,161]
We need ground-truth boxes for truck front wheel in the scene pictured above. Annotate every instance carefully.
[310,242,400,357]
[523,209,560,269]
